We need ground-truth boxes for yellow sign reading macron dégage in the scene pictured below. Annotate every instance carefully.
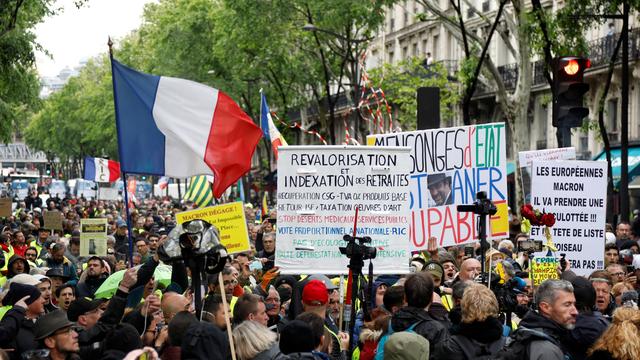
[175,202,250,254]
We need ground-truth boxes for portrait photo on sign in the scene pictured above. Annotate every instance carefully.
[427,172,453,207]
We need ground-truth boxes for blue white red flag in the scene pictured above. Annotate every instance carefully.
[110,59,263,198]
[260,92,287,159]
[84,157,120,182]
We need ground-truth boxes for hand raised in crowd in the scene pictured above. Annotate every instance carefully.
[141,294,161,317]
[153,326,169,350]
[123,347,159,360]
[427,236,439,260]
[625,273,637,286]
[119,267,138,292]
[338,332,350,352]
[116,260,127,271]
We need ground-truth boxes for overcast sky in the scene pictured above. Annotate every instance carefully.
[35,0,154,77]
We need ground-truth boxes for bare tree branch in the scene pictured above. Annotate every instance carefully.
[461,0,517,58]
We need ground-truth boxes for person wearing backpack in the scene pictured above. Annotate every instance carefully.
[385,272,449,358]
[497,279,578,360]
[432,284,506,359]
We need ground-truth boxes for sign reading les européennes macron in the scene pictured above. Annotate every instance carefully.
[530,160,607,277]
[367,123,508,249]
[276,146,412,275]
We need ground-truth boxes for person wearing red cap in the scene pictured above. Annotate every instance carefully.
[302,279,348,360]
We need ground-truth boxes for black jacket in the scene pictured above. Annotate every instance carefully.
[78,288,128,358]
[568,311,609,360]
[391,306,450,357]
[0,307,38,360]
[76,274,108,299]
[516,310,571,360]
[432,317,505,360]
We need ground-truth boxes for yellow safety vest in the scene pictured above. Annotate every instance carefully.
[441,293,454,312]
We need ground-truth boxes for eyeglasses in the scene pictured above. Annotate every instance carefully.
[265,297,280,303]
[53,326,75,336]
[611,272,625,277]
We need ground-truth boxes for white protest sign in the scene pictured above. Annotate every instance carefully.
[98,187,119,201]
[518,148,576,168]
[276,146,412,275]
[530,161,607,276]
[367,123,509,249]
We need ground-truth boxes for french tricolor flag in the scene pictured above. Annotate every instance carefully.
[260,92,287,159]
[111,59,263,198]
[84,157,121,182]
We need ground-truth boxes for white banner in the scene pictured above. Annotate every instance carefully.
[530,160,607,276]
[98,187,119,201]
[368,123,509,249]
[518,147,576,168]
[276,146,412,275]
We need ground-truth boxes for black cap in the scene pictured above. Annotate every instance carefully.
[67,298,105,321]
[34,310,74,340]
[279,320,316,354]
[45,268,70,281]
[1,283,41,306]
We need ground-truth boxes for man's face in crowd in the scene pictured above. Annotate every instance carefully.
[442,262,457,281]
[86,259,103,277]
[459,259,481,281]
[11,259,25,274]
[39,230,50,242]
[607,264,625,284]
[605,248,619,265]
[222,274,236,299]
[116,226,127,236]
[80,307,103,329]
[250,227,259,241]
[428,180,450,206]
[25,249,38,262]
[52,248,65,263]
[251,302,269,326]
[69,243,80,257]
[135,218,145,229]
[616,223,631,240]
[516,293,530,306]
[328,290,340,321]
[540,290,578,330]
[148,236,159,251]
[593,281,612,312]
[263,236,275,253]
[50,277,64,295]
[37,280,52,304]
[46,326,79,354]
[210,302,230,330]
[136,240,149,255]
[13,231,25,245]
[57,288,75,311]
[265,288,281,317]
[28,294,45,315]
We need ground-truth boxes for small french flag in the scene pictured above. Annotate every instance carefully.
[84,157,121,182]
[158,176,170,190]
[260,92,287,159]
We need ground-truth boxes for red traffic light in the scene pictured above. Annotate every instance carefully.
[564,59,580,75]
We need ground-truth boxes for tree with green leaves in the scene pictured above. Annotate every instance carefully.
[368,58,460,130]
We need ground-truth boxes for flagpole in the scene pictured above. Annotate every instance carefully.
[121,174,135,266]
[109,37,134,267]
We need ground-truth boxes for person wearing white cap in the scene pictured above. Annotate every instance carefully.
[33,275,55,314]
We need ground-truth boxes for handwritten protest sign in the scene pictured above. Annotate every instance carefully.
[176,202,250,254]
[0,198,11,217]
[276,146,412,275]
[44,210,63,230]
[530,161,607,276]
[531,256,559,286]
[80,218,107,256]
[367,123,508,249]
[518,148,576,200]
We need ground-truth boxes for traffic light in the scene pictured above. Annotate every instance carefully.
[552,56,590,128]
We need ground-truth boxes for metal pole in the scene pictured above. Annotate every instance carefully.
[621,0,630,222]
[122,173,134,266]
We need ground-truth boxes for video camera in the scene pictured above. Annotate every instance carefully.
[457,191,497,216]
[340,235,377,260]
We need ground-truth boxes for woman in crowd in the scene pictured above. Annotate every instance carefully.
[587,307,640,360]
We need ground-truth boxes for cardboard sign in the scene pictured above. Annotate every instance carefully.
[176,202,250,254]
[367,123,509,249]
[80,218,108,257]
[518,148,576,201]
[276,146,412,275]
[98,187,119,201]
[531,257,560,286]
[530,161,607,276]
[43,210,63,230]
[0,198,11,217]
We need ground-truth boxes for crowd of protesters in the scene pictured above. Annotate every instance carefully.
[0,190,638,359]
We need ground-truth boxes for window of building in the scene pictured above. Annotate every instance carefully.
[607,98,619,142]
[390,17,395,32]
[388,51,394,63]
[482,1,490,12]
[412,43,418,56]
[402,46,408,59]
